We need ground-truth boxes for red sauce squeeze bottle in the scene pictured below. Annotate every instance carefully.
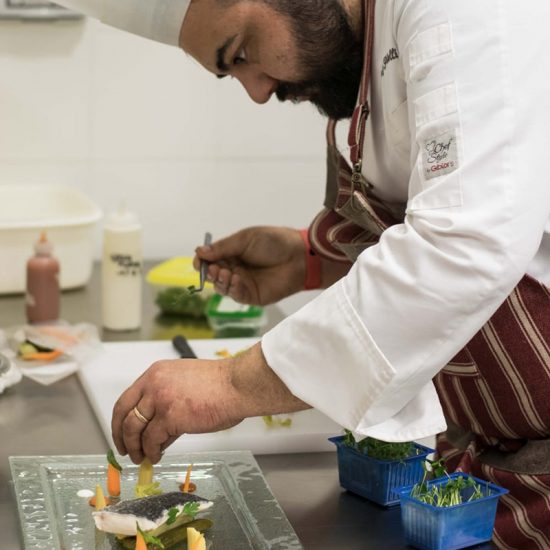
[26,232,60,323]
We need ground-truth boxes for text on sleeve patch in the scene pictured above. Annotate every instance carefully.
[423,129,459,180]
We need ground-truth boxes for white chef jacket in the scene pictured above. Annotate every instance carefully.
[262,0,550,442]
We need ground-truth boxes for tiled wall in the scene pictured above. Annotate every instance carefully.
[0,17,329,260]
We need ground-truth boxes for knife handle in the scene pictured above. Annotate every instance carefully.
[172,335,197,359]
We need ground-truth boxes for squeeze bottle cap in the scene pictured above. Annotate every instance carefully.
[34,232,54,256]
[105,204,141,232]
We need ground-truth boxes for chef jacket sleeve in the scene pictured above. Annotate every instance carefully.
[261,0,550,441]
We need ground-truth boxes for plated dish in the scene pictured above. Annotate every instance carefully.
[9,451,302,549]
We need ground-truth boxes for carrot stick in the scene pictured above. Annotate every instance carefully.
[183,464,193,493]
[107,463,121,497]
[21,349,63,361]
[106,449,123,497]
[135,530,147,550]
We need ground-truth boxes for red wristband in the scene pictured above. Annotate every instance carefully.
[299,228,322,290]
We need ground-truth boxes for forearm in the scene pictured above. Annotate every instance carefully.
[228,342,311,417]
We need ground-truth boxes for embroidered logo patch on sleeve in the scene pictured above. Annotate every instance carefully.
[423,129,459,180]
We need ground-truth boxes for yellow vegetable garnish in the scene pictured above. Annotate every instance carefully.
[137,458,154,486]
[134,458,163,497]
[187,527,206,550]
[134,482,162,498]
[262,415,293,428]
[94,484,107,510]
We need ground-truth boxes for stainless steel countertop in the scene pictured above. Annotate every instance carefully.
[0,263,494,549]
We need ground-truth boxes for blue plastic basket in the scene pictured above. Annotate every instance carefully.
[329,436,434,506]
[397,473,509,550]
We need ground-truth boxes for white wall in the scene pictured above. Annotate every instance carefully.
[0,17,329,260]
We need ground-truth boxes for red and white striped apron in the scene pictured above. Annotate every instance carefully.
[309,1,550,547]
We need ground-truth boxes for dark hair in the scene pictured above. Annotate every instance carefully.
[214,0,363,119]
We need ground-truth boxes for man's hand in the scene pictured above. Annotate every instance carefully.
[111,343,310,463]
[111,357,242,464]
[193,226,306,305]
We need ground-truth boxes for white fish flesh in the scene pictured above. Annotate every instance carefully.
[92,491,213,536]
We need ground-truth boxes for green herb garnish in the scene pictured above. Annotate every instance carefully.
[107,449,122,472]
[136,523,165,548]
[162,503,200,530]
[166,507,179,526]
[181,501,200,520]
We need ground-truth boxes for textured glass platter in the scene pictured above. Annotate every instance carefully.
[10,451,303,550]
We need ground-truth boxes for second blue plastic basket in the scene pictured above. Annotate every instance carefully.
[397,473,509,550]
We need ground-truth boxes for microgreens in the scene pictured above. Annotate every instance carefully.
[342,430,415,461]
[410,460,484,507]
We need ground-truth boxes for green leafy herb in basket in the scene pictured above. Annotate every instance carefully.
[410,459,484,507]
[343,430,416,460]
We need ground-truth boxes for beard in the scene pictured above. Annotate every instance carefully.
[269,0,363,120]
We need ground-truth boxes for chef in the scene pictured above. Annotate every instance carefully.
[58,0,550,547]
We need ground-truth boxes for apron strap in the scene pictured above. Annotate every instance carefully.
[347,0,376,170]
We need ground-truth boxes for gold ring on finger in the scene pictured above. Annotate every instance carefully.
[133,406,151,424]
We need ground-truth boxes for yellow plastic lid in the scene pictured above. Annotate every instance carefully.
[146,257,213,289]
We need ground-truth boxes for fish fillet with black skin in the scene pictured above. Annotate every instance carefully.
[93,492,213,536]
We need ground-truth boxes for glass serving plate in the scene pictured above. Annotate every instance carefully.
[9,451,303,550]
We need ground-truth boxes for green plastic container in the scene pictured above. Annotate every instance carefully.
[206,294,266,337]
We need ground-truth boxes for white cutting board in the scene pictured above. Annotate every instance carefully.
[79,338,342,455]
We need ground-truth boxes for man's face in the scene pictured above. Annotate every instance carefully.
[180,0,363,120]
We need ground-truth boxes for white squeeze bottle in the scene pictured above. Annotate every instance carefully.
[101,204,142,330]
